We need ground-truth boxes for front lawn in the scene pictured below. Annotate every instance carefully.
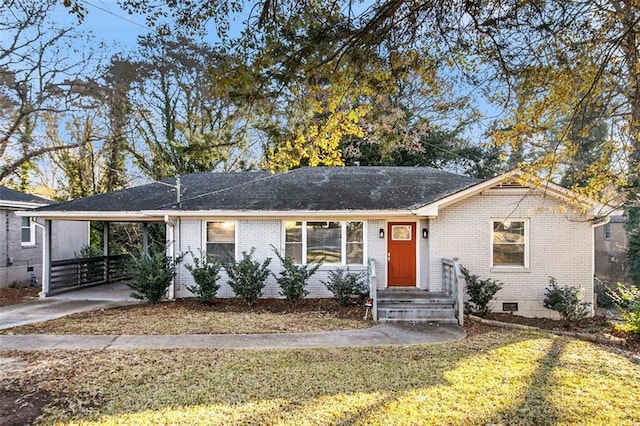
[0,298,370,335]
[2,328,639,425]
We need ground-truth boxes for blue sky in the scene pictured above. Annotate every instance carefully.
[54,0,148,51]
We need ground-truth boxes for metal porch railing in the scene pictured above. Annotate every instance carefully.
[50,254,132,292]
[442,257,465,326]
[367,257,378,321]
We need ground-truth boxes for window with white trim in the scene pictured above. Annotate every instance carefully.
[603,223,611,241]
[284,221,364,265]
[205,221,235,262]
[21,216,35,246]
[284,221,303,263]
[492,219,528,267]
[345,221,364,264]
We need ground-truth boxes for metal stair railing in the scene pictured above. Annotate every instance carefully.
[442,258,465,326]
[367,257,378,321]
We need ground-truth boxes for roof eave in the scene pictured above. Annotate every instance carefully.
[0,200,49,209]
[16,211,162,221]
[19,208,418,221]
[144,209,415,218]
[413,170,617,218]
[412,173,510,216]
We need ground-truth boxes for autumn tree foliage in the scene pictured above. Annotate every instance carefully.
[110,1,633,182]
[110,0,640,279]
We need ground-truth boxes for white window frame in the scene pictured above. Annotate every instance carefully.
[283,220,366,266]
[490,218,529,269]
[203,220,237,262]
[603,223,611,241]
[21,216,36,247]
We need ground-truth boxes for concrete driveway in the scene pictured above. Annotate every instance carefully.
[0,283,140,331]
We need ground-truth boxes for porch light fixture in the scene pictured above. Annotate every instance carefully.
[379,228,385,239]
[422,228,428,239]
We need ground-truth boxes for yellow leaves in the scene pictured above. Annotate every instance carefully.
[264,83,372,172]
[490,52,627,204]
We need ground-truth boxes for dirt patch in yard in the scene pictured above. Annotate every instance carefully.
[0,354,50,426]
[0,287,39,307]
[0,388,51,426]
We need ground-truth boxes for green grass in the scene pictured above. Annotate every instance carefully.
[4,328,640,425]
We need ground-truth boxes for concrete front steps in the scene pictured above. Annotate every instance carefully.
[377,288,457,323]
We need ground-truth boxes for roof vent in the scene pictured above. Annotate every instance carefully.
[495,181,528,189]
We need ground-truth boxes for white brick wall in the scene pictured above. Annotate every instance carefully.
[367,219,386,290]
[237,219,281,298]
[428,189,594,318]
[176,219,203,297]
[174,192,594,319]
[419,218,429,289]
[177,218,373,299]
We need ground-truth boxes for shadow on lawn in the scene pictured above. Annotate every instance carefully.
[492,339,566,425]
[28,329,559,424]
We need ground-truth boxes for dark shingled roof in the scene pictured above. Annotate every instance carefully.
[176,167,479,211]
[35,172,269,212]
[0,185,50,205]
[36,167,480,213]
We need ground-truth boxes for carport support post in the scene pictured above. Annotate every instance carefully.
[41,220,52,297]
[103,222,110,283]
[164,216,176,300]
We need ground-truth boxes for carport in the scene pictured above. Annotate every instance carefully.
[22,173,267,298]
[18,176,188,298]
[43,219,170,296]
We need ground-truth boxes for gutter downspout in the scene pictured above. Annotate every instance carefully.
[164,214,176,300]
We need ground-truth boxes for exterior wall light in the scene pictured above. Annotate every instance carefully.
[379,228,385,239]
[422,228,428,239]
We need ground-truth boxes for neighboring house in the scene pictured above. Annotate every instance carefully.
[0,185,89,288]
[594,215,629,283]
[27,167,612,319]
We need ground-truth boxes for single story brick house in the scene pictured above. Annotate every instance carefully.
[1,185,89,288]
[26,167,612,320]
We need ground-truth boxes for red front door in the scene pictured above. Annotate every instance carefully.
[387,222,416,286]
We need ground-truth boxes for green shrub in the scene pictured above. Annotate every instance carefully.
[608,282,640,335]
[322,268,368,306]
[460,267,503,316]
[75,245,103,258]
[184,249,222,304]
[272,246,321,307]
[543,277,591,323]
[594,278,617,309]
[223,248,272,307]
[128,252,180,303]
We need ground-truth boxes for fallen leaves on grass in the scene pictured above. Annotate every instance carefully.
[0,287,39,306]
[3,329,640,425]
[0,298,371,335]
